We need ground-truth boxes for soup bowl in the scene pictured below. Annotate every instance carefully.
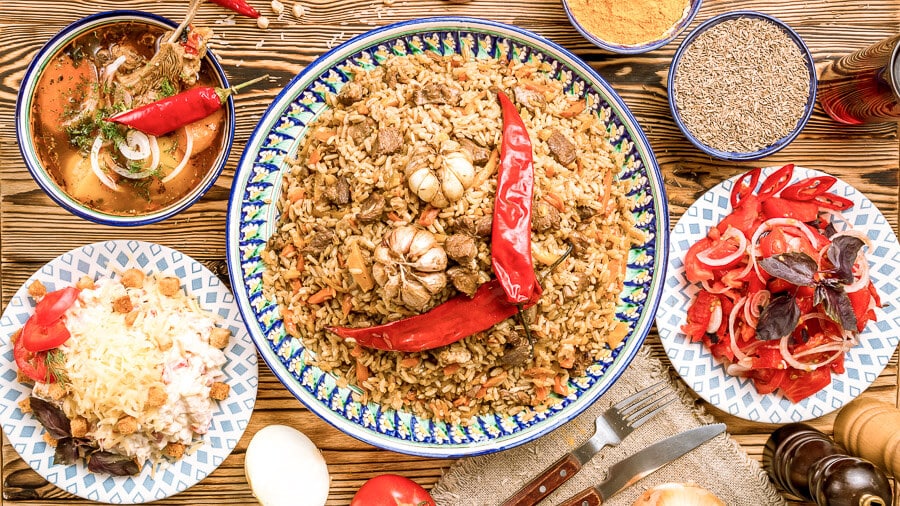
[16,10,235,226]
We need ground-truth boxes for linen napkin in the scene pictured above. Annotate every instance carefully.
[431,345,786,506]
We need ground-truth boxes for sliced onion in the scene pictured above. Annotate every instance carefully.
[103,55,127,84]
[744,290,770,329]
[149,135,160,173]
[163,125,193,184]
[106,151,156,179]
[696,227,748,267]
[728,297,748,362]
[706,303,723,334]
[117,130,151,160]
[726,363,751,376]
[793,343,845,359]
[751,218,823,253]
[844,252,870,293]
[89,136,119,191]
[779,333,813,370]
[701,279,732,295]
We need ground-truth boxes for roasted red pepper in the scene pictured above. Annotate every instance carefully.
[492,90,541,305]
[327,280,533,353]
[108,75,268,136]
[208,0,261,18]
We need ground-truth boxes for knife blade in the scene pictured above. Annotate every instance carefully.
[557,423,726,506]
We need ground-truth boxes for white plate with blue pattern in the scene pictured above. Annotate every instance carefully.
[0,240,258,503]
[657,167,900,423]
[226,17,668,457]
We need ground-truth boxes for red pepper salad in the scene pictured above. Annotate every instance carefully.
[680,165,881,402]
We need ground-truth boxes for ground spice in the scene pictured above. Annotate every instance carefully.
[672,17,811,153]
[567,0,691,46]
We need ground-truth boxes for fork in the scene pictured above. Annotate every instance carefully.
[499,381,676,506]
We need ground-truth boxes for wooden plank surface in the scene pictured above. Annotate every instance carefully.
[1,0,898,504]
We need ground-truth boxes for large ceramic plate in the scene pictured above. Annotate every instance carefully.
[0,241,258,503]
[227,17,667,457]
[658,167,900,423]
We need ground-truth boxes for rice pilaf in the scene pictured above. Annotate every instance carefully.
[262,53,642,423]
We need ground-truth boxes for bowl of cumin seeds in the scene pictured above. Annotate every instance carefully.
[668,11,816,160]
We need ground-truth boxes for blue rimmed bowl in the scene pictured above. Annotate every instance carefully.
[15,10,235,226]
[562,0,703,54]
[667,10,816,161]
[226,17,668,457]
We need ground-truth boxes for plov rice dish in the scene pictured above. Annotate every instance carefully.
[262,53,642,422]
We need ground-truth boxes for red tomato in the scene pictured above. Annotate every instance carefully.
[847,287,875,332]
[696,227,746,270]
[750,344,784,369]
[757,164,795,201]
[717,194,762,237]
[684,238,714,284]
[350,474,436,506]
[12,331,52,383]
[34,287,80,326]
[749,368,787,395]
[779,367,832,403]
[762,197,819,222]
[21,317,71,352]
[681,291,719,342]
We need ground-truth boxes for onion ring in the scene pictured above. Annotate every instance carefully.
[89,136,119,191]
[163,125,194,184]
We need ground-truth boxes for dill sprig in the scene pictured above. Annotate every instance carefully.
[45,349,68,384]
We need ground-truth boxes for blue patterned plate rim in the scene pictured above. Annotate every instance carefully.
[0,240,258,503]
[657,167,900,423]
[226,16,668,457]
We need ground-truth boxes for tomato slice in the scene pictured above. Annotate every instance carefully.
[695,227,747,270]
[812,192,854,211]
[12,330,53,383]
[717,194,762,237]
[749,368,787,395]
[34,286,80,326]
[730,168,761,209]
[762,197,819,222]
[779,367,832,403]
[757,164,795,201]
[780,176,837,201]
[21,317,71,352]
[847,286,874,332]
[750,343,784,369]
[681,291,719,342]
[684,237,715,283]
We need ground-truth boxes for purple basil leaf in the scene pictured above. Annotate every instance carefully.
[817,284,858,332]
[88,451,140,476]
[827,235,865,285]
[53,437,93,465]
[29,397,71,440]
[760,252,818,287]
[823,222,838,238]
[756,295,801,341]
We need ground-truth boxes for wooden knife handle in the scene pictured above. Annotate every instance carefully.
[557,487,604,506]
[500,453,583,506]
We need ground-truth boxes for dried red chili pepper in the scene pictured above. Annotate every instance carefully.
[108,75,268,137]
[492,90,541,305]
[208,0,261,18]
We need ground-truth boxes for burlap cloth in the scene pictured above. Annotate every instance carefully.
[431,345,787,506]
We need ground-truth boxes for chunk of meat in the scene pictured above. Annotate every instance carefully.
[532,200,561,232]
[301,229,336,256]
[324,176,351,205]
[562,273,591,302]
[458,138,491,166]
[357,193,385,223]
[413,83,461,106]
[447,266,480,297]
[498,330,531,368]
[444,234,477,263]
[513,86,546,111]
[347,120,373,145]
[337,81,367,105]
[547,129,577,166]
[454,215,492,237]
[576,205,597,221]
[374,127,403,156]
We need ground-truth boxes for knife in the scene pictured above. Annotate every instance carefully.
[556,423,726,506]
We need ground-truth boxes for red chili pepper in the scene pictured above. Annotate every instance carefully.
[208,0,261,18]
[730,167,761,209]
[812,192,854,211]
[327,280,534,353]
[492,90,541,305]
[108,74,268,137]
[757,164,795,201]
[779,176,837,201]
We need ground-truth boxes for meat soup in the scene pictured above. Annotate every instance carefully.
[30,21,226,215]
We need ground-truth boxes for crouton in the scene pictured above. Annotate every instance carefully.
[158,277,181,297]
[163,442,185,459]
[43,432,57,447]
[18,397,31,414]
[115,416,138,435]
[156,333,173,352]
[16,371,34,385]
[46,382,67,400]
[70,417,88,438]
[10,328,20,345]
[124,310,140,327]
[209,382,230,401]
[76,275,95,290]
[146,386,167,409]
[121,268,145,289]
[209,327,231,349]
[28,280,46,298]
[113,295,133,313]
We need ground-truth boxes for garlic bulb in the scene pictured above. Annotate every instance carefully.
[632,483,725,506]
[373,226,448,311]
[405,141,475,208]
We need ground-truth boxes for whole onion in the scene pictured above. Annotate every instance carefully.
[632,483,725,506]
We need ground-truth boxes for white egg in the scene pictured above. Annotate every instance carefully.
[244,425,330,506]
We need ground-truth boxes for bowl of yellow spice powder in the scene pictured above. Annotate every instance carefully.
[562,0,702,54]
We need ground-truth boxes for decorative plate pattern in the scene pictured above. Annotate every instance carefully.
[227,17,668,457]
[657,167,900,423]
[0,241,258,503]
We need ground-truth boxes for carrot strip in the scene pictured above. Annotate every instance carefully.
[559,100,586,118]
[287,187,305,202]
[417,205,440,227]
[356,361,370,383]
[314,128,336,142]
[553,376,569,397]
[443,364,461,376]
[543,192,566,213]
[307,287,336,304]
[483,371,508,388]
[308,148,321,166]
[399,357,421,368]
[535,386,549,402]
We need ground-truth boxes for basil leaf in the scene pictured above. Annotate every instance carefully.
[759,252,818,287]
[827,235,865,285]
[823,222,838,239]
[54,437,92,466]
[29,396,71,440]
[816,284,859,332]
[756,295,801,341]
[88,451,141,476]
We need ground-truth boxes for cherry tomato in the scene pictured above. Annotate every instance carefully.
[812,192,854,211]
[34,287,80,326]
[730,168,761,209]
[21,317,71,352]
[684,237,715,284]
[12,330,53,383]
[350,474,436,506]
[779,367,832,403]
[749,368,787,395]
[757,164,795,201]
[779,176,837,201]
[762,197,819,222]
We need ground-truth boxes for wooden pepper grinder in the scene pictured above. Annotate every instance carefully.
[834,397,900,478]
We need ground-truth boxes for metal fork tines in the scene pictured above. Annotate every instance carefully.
[572,381,676,464]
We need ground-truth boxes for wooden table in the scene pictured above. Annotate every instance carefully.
[1,0,897,504]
